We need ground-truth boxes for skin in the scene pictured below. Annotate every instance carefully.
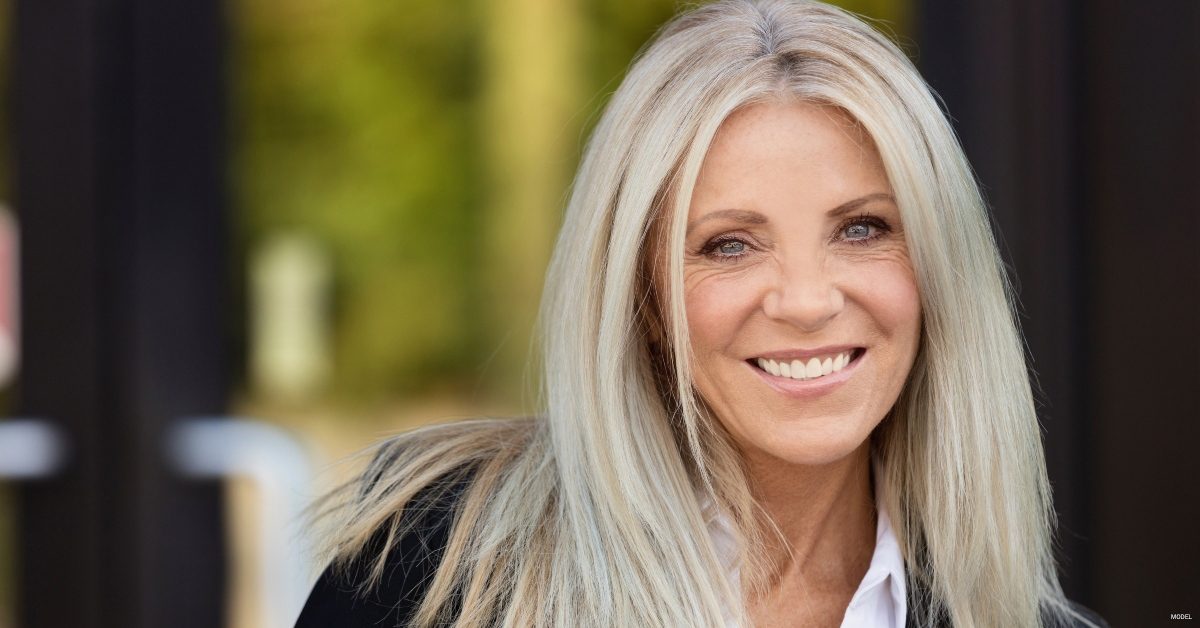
[680,101,922,626]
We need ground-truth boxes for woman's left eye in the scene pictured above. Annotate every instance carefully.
[838,215,891,244]
[844,222,873,239]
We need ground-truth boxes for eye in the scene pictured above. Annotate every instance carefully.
[699,235,753,261]
[836,213,892,245]
[844,222,873,240]
[717,240,746,255]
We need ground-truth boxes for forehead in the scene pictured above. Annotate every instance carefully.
[689,101,887,216]
[717,100,867,147]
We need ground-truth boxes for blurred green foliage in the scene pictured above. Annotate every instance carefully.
[231,0,908,408]
[233,0,489,402]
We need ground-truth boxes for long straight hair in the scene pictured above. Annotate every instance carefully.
[315,1,1086,626]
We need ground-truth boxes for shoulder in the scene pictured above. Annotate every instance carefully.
[294,420,536,627]
[1058,600,1109,628]
[293,478,465,628]
[905,574,1107,627]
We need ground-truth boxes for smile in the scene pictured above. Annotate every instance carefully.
[750,347,865,381]
[744,348,868,398]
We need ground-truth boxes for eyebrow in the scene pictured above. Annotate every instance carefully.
[685,209,767,235]
[826,192,896,218]
[686,192,896,235]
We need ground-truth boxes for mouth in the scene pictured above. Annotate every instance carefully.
[746,347,866,382]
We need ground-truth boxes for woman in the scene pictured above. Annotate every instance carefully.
[297,1,1105,626]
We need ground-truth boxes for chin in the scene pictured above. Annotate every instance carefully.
[752,425,874,468]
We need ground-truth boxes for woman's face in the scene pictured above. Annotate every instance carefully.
[682,101,921,467]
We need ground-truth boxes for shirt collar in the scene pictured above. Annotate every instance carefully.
[842,492,907,626]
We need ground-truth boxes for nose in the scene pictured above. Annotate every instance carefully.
[761,253,845,331]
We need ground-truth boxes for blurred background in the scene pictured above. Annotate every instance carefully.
[0,0,1196,626]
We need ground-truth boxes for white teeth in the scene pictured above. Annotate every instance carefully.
[756,350,856,381]
[757,357,781,376]
[790,359,805,378]
[805,358,821,376]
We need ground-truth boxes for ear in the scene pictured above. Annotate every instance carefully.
[638,281,665,347]
[640,181,678,351]
[637,224,668,349]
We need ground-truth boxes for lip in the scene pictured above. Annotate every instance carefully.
[751,345,862,362]
[748,348,866,399]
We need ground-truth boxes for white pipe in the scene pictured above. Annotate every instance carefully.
[0,419,66,478]
[168,417,315,628]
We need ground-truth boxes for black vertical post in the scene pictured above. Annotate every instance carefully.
[1081,2,1200,624]
[917,0,1200,621]
[14,0,229,626]
[917,0,1093,599]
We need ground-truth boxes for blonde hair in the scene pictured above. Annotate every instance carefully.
[316,1,1088,626]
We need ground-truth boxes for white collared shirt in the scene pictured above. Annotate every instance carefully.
[702,485,907,628]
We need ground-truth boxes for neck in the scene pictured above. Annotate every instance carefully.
[745,443,876,585]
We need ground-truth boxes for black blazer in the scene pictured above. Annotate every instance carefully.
[296,499,455,627]
[295,495,1106,628]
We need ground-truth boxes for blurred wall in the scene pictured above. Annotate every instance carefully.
[918,0,1200,623]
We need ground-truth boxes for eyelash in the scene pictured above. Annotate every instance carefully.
[698,213,893,261]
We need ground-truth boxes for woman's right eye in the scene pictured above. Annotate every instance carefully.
[717,240,745,255]
[701,237,751,260]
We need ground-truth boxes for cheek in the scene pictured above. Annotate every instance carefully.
[850,258,922,345]
[683,270,762,354]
